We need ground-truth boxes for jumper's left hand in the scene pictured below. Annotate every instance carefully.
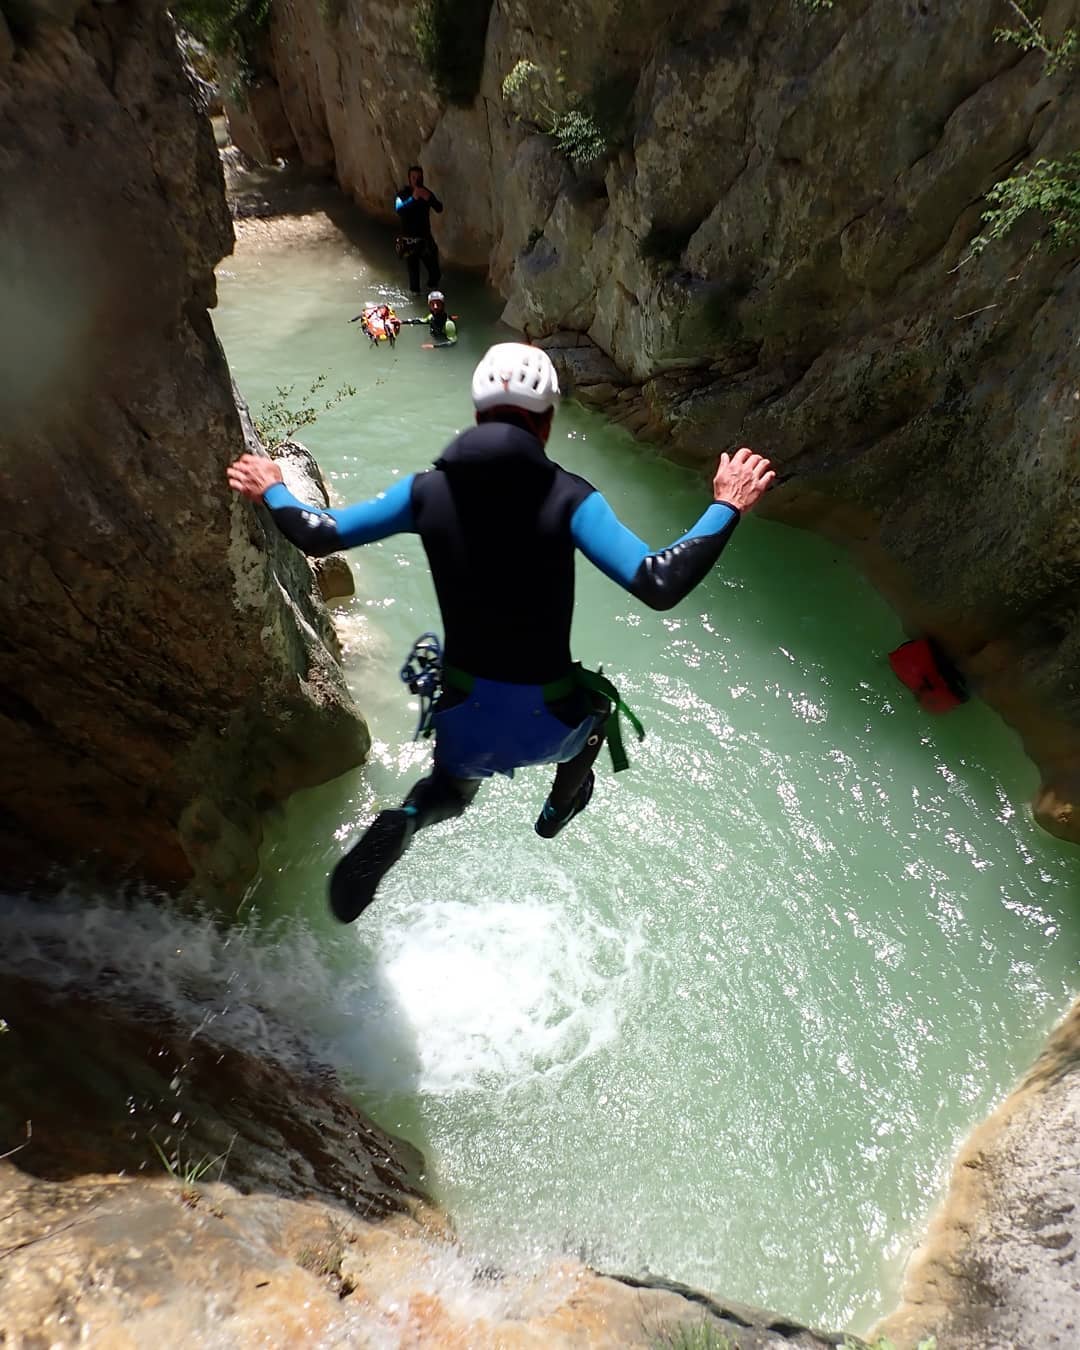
[713,447,775,513]
[227,453,283,502]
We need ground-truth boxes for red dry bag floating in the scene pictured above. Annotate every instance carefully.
[888,638,968,714]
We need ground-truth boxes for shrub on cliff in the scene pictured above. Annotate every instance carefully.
[254,375,357,450]
[970,2,1080,256]
[995,0,1078,74]
[971,154,1080,255]
[171,0,272,92]
[501,58,610,169]
[414,0,493,107]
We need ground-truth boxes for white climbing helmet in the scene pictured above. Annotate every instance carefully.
[471,342,560,415]
[427,290,445,304]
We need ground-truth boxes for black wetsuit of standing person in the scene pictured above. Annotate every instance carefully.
[395,165,442,294]
[225,344,775,922]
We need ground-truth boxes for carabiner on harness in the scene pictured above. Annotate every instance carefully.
[400,632,443,740]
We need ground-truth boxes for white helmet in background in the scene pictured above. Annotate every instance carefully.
[471,342,560,415]
[427,290,445,304]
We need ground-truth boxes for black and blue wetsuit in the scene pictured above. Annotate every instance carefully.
[394,184,443,292]
[261,420,740,917]
[264,422,739,661]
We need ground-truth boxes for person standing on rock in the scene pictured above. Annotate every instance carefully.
[226,343,774,922]
[394,165,442,295]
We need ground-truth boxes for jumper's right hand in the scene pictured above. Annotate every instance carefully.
[227,453,283,502]
[414,185,431,201]
[713,447,775,513]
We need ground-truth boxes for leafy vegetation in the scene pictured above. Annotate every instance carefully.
[501,58,610,168]
[995,0,1078,74]
[501,58,544,104]
[171,0,273,94]
[967,4,1080,256]
[970,153,1080,254]
[151,1135,232,1206]
[414,0,493,106]
[253,375,358,449]
[551,108,608,167]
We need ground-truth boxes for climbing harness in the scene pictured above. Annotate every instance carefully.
[562,664,646,773]
[400,632,443,740]
[442,661,646,773]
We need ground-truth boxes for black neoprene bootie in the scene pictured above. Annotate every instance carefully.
[535,770,595,840]
[329,809,416,923]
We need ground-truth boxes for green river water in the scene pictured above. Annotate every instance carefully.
[210,197,1078,1334]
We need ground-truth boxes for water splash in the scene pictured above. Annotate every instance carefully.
[359,885,645,1097]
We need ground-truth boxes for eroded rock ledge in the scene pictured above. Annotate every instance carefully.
[873,992,1080,1350]
[0,0,369,902]
[0,968,857,1348]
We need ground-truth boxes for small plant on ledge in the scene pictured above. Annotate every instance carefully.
[501,58,609,169]
[253,374,357,450]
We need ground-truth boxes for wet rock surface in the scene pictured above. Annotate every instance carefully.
[0,0,369,902]
[874,993,1080,1350]
[0,1162,860,1349]
[0,968,857,1349]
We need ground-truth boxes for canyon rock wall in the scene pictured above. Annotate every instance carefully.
[0,0,370,903]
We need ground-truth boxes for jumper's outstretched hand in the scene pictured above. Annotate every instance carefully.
[713,447,775,513]
[227,453,283,502]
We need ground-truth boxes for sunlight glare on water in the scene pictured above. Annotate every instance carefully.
[212,189,1079,1333]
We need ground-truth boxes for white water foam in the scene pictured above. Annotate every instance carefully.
[346,880,646,1097]
[1,886,620,1346]
[0,872,646,1106]
[0,890,353,1071]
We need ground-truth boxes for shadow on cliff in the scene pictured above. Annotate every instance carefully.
[0,896,430,1222]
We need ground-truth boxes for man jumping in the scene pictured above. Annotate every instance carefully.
[227,343,774,921]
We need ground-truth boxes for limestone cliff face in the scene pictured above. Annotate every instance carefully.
[0,0,369,902]
[230,0,1080,841]
[873,992,1080,1350]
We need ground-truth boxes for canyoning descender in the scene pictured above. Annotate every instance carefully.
[888,637,969,714]
[400,632,443,739]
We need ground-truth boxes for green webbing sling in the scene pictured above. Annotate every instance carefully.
[442,662,645,773]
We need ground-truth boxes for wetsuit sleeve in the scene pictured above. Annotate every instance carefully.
[429,193,443,213]
[262,475,416,557]
[571,490,740,611]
